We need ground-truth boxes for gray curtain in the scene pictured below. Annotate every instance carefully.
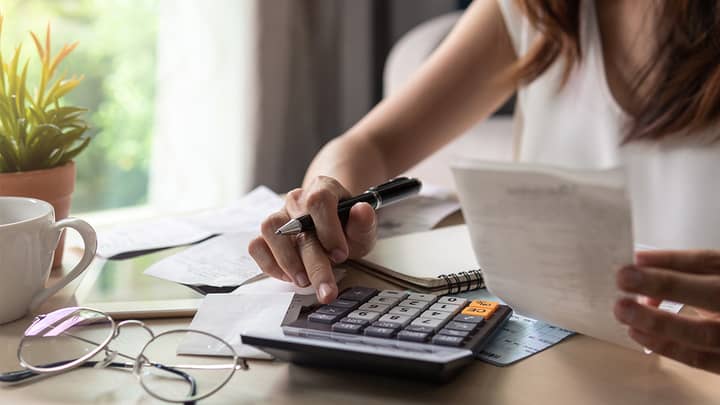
[249,0,456,192]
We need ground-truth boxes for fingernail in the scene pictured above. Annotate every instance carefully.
[294,272,310,287]
[618,266,642,289]
[318,283,335,302]
[330,249,347,264]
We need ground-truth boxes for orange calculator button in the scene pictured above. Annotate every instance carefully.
[467,300,499,318]
[461,307,492,319]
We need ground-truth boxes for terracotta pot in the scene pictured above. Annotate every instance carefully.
[0,162,76,269]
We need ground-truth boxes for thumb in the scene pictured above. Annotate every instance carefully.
[345,202,377,259]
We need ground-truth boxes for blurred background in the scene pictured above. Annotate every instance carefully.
[1,0,512,218]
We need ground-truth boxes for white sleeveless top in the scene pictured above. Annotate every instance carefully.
[497,0,720,249]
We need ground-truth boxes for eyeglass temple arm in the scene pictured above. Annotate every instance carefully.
[0,359,198,397]
[0,360,132,383]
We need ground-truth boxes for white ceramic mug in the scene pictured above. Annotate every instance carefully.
[0,197,97,324]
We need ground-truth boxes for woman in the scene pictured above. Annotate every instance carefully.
[249,0,720,374]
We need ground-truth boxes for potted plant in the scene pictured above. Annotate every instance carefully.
[0,16,92,268]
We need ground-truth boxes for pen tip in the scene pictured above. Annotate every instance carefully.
[274,229,282,235]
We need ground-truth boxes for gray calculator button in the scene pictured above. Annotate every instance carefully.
[397,330,431,343]
[389,306,421,317]
[315,306,350,316]
[378,314,412,327]
[432,334,465,347]
[429,303,461,314]
[331,323,364,334]
[406,293,437,302]
[438,328,471,338]
[399,299,431,311]
[364,326,397,338]
[359,303,390,313]
[410,317,444,331]
[339,317,369,326]
[372,321,401,330]
[453,314,485,325]
[437,296,468,306]
[405,325,435,334]
[330,299,360,309]
[347,310,382,322]
[368,296,402,306]
[420,310,453,322]
[308,313,340,324]
[445,321,477,332]
[338,287,377,302]
[378,290,409,299]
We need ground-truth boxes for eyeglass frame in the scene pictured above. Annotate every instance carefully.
[14,306,249,403]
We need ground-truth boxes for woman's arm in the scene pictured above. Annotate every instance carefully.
[253,0,519,303]
[304,0,518,193]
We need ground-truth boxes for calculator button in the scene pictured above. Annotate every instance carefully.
[339,317,369,327]
[453,314,485,325]
[404,325,436,334]
[410,317,444,331]
[437,328,472,339]
[378,290,409,299]
[308,313,341,324]
[428,303,461,314]
[397,330,431,343]
[315,306,350,317]
[331,323,364,334]
[431,334,465,347]
[461,307,493,319]
[347,310,382,322]
[373,321,402,330]
[437,296,468,306]
[368,296,403,306]
[378,314,412,327]
[469,300,499,315]
[330,299,360,309]
[406,293,437,302]
[364,326,398,338]
[399,299,431,311]
[444,321,478,333]
[420,310,453,322]
[338,287,378,302]
[389,306,421,317]
[359,303,390,313]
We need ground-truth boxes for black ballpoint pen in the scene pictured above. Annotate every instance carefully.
[274,177,422,235]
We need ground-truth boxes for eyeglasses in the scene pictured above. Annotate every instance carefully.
[0,307,248,403]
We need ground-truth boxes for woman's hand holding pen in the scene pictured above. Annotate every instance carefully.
[615,250,720,374]
[249,176,378,304]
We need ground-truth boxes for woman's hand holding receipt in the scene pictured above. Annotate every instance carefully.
[249,177,420,303]
[615,250,720,374]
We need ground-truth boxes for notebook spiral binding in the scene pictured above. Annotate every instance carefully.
[436,269,485,294]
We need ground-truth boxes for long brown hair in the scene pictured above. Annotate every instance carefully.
[511,0,720,142]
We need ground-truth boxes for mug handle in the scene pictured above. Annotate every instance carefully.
[29,218,98,311]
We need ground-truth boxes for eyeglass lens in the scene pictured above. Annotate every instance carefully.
[137,330,237,402]
[19,308,114,371]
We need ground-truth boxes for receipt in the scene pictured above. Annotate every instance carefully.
[144,233,264,287]
[97,186,283,258]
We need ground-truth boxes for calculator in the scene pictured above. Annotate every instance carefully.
[241,287,512,381]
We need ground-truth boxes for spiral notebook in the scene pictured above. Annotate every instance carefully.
[352,225,484,294]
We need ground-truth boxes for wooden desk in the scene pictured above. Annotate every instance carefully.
[2,243,720,404]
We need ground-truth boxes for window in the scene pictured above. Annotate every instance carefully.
[3,0,159,212]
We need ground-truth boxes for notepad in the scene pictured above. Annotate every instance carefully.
[352,225,484,294]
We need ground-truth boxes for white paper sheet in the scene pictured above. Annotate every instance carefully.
[144,233,263,287]
[230,266,348,295]
[97,186,283,258]
[376,183,460,238]
[453,160,641,350]
[177,292,294,359]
